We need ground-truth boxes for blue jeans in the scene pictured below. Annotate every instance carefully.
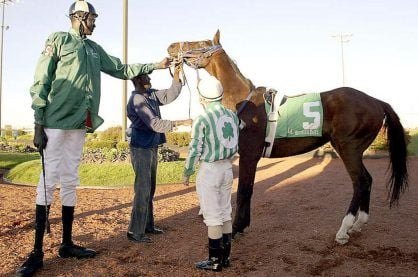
[128,146,158,237]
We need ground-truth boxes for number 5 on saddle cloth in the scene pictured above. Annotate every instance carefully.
[263,89,323,157]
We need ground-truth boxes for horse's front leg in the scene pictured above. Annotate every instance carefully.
[232,156,258,237]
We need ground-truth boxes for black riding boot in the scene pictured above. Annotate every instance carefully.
[16,204,49,277]
[222,233,232,267]
[58,206,96,259]
[195,238,222,272]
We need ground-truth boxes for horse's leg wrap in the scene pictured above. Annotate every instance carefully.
[349,210,369,233]
[335,213,355,244]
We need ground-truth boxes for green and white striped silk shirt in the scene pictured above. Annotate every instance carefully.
[184,101,239,177]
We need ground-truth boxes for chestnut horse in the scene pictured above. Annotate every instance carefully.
[167,31,408,244]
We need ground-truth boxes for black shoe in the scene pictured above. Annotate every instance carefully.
[195,258,222,272]
[145,227,164,234]
[58,243,96,259]
[15,249,44,277]
[127,232,152,243]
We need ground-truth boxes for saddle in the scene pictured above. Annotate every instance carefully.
[264,88,287,107]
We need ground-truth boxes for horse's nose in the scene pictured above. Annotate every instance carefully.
[167,43,178,56]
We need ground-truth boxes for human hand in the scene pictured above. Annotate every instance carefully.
[184,119,193,125]
[33,124,48,152]
[154,57,172,69]
[173,119,193,127]
[183,175,190,186]
[173,63,182,82]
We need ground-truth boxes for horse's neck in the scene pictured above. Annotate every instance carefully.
[205,52,252,110]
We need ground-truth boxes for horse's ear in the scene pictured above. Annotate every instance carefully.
[213,29,221,45]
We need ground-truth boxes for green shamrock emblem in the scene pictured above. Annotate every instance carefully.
[222,122,234,141]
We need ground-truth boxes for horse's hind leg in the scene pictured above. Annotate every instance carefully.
[335,153,371,244]
[349,165,372,233]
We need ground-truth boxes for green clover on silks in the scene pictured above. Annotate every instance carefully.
[222,122,234,141]
[216,115,238,149]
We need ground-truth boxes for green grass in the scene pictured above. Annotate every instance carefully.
[5,158,196,187]
[0,152,39,168]
[408,129,418,156]
[4,129,417,187]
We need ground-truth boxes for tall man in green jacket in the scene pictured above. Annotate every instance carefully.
[16,1,170,276]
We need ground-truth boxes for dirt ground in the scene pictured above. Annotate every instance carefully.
[1,155,417,276]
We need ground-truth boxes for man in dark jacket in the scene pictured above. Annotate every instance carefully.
[126,64,191,243]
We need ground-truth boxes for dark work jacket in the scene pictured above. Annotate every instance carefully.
[127,80,182,148]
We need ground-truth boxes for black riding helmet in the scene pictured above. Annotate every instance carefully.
[69,0,98,17]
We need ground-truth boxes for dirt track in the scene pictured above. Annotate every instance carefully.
[1,155,417,276]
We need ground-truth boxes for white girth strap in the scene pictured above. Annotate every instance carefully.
[263,89,284,158]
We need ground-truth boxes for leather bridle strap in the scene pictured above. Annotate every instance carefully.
[180,45,223,69]
[236,89,255,116]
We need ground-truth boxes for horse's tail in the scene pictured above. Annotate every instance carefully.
[380,101,409,207]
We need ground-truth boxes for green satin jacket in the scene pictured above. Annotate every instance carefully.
[30,28,155,132]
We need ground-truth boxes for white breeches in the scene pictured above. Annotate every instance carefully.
[36,128,86,207]
[196,160,233,227]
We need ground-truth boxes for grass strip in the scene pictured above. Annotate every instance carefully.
[6,160,195,187]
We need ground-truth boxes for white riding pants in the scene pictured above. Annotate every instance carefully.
[196,159,233,227]
[36,128,86,207]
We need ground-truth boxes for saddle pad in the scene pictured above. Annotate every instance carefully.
[265,93,323,138]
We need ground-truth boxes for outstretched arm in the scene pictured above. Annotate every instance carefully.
[95,42,171,79]
[155,64,182,105]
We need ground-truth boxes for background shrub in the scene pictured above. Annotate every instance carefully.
[369,128,410,151]
[84,140,116,150]
[158,146,180,162]
[116,141,130,151]
[166,132,191,147]
[369,129,388,150]
[0,139,37,153]
[98,126,122,142]
[86,133,98,141]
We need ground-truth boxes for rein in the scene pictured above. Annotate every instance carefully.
[236,89,256,116]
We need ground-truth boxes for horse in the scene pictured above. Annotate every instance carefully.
[167,30,408,244]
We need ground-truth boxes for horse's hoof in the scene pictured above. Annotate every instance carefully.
[349,220,366,234]
[232,230,244,240]
[335,236,349,245]
[335,231,350,245]
[348,226,361,234]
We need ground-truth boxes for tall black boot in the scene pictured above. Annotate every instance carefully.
[59,206,96,259]
[195,238,222,272]
[61,205,74,245]
[16,205,49,276]
[222,233,232,267]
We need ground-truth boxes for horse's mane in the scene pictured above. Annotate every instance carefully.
[225,54,255,91]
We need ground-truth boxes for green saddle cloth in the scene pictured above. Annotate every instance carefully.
[265,93,323,138]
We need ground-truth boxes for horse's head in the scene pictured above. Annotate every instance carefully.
[167,30,222,69]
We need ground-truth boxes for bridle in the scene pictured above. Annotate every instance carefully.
[173,42,224,69]
[170,42,255,118]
